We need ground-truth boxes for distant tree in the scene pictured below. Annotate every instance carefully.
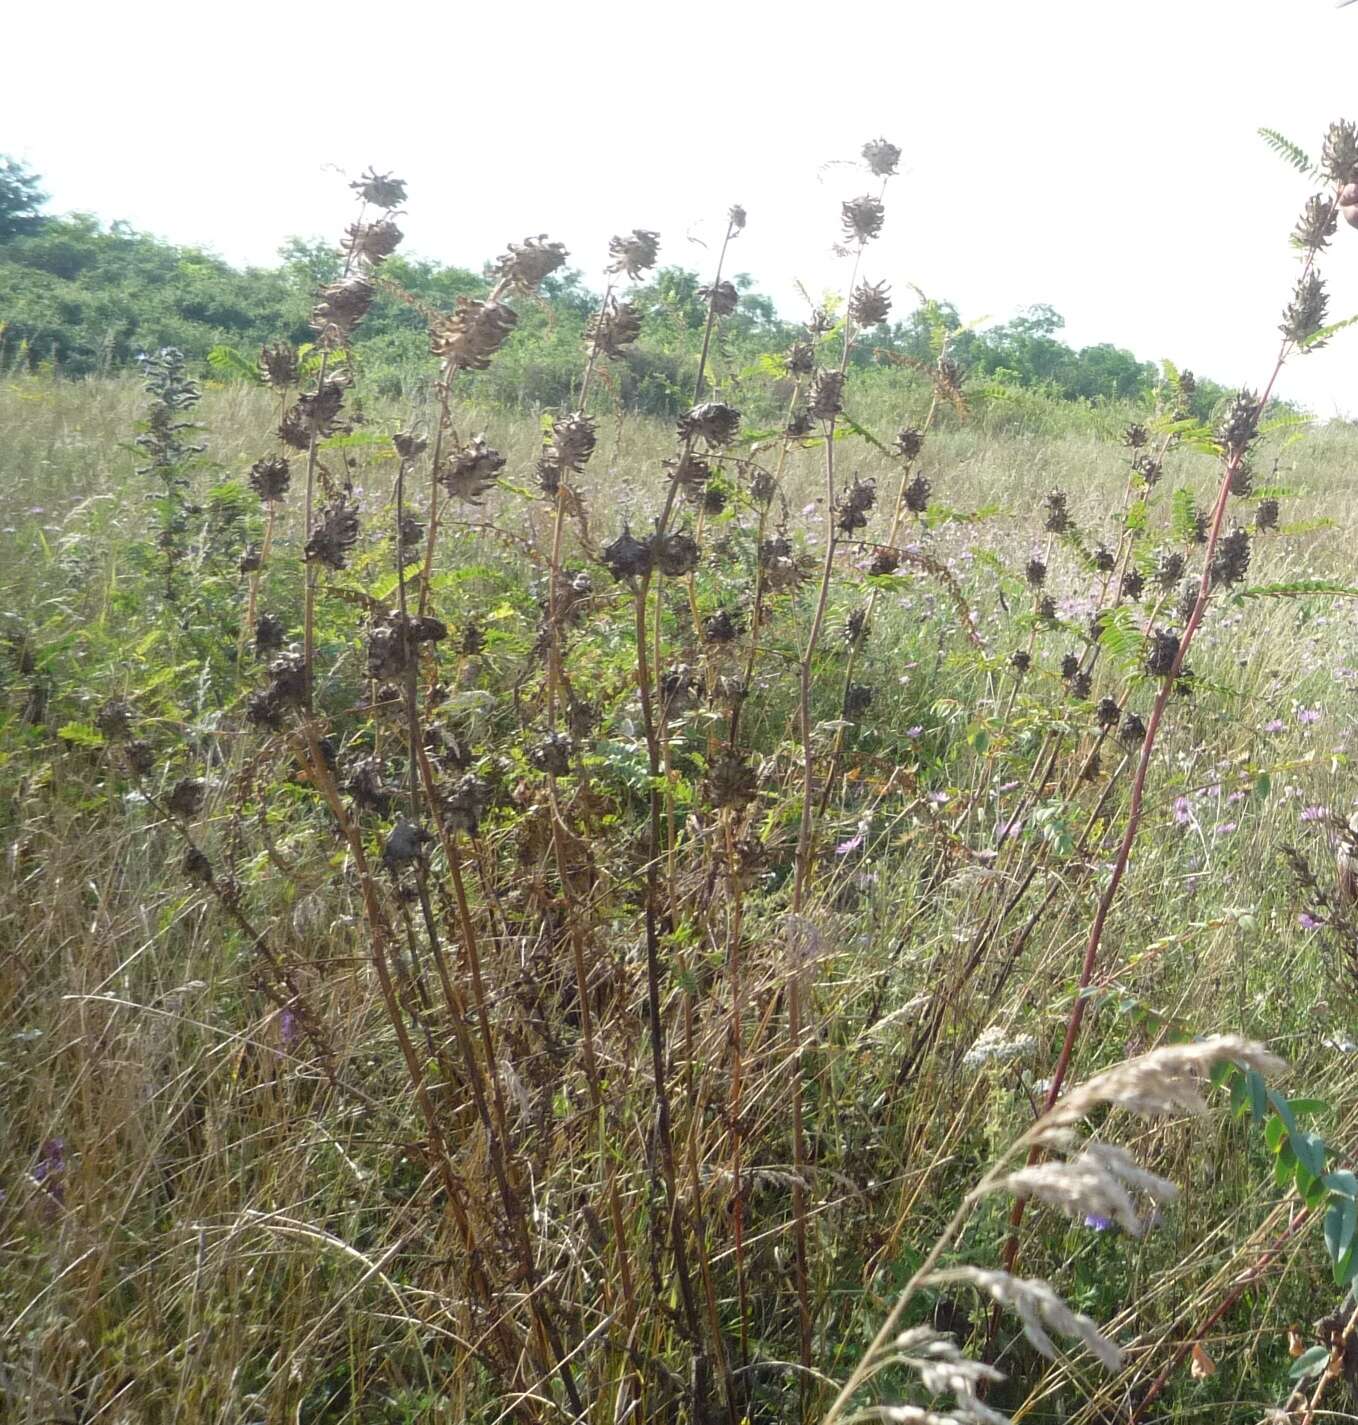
[0,156,47,240]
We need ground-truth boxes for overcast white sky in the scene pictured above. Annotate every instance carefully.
[5,0,1356,414]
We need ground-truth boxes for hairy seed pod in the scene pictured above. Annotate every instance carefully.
[183,847,213,885]
[784,340,816,376]
[444,773,492,835]
[678,401,742,447]
[279,380,347,450]
[607,229,660,279]
[749,468,777,505]
[1096,696,1120,730]
[1025,558,1047,588]
[1255,497,1280,532]
[343,218,403,267]
[430,297,518,370]
[761,536,810,591]
[869,546,900,576]
[1118,712,1147,745]
[258,342,299,388]
[382,820,431,872]
[1070,670,1092,700]
[844,606,870,645]
[587,297,644,358]
[1037,595,1057,622]
[1210,526,1251,587]
[1321,120,1358,184]
[305,500,360,569]
[239,543,263,574]
[312,275,375,339]
[126,739,156,776]
[809,370,846,420]
[1145,627,1181,678]
[1217,389,1259,455]
[254,612,285,655]
[1281,270,1329,348]
[494,235,568,293]
[703,609,741,644]
[844,683,874,718]
[704,751,757,809]
[602,526,653,581]
[1122,423,1149,450]
[266,652,307,708]
[546,412,596,473]
[345,755,394,816]
[1092,544,1115,573]
[1155,549,1186,590]
[1010,650,1031,674]
[861,137,901,177]
[1043,489,1072,534]
[785,409,816,439]
[700,280,740,316]
[841,195,885,243]
[1293,195,1338,251]
[95,698,133,741]
[848,280,892,327]
[836,476,877,534]
[350,168,407,209]
[653,530,701,577]
[439,436,505,504]
[392,430,428,460]
[895,426,925,460]
[1060,653,1081,680]
[249,456,291,503]
[903,472,931,515]
[1132,452,1162,487]
[1229,458,1254,497]
[167,778,206,817]
[1121,567,1146,601]
[529,732,574,777]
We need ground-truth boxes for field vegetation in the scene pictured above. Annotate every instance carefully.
[4,130,1358,1424]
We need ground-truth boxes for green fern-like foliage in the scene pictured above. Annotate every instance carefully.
[1258,127,1319,178]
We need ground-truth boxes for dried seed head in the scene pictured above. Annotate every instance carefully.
[529,731,574,777]
[249,456,292,503]
[1010,650,1031,674]
[125,739,156,775]
[1043,489,1072,534]
[366,618,411,681]
[1070,669,1092,700]
[678,401,742,447]
[841,194,886,243]
[1024,557,1047,588]
[703,609,741,644]
[397,513,423,556]
[1046,1034,1285,1128]
[1060,653,1080,680]
[1155,548,1186,590]
[602,526,653,581]
[168,778,206,817]
[343,218,403,267]
[665,451,710,493]
[1210,525,1251,586]
[1229,457,1254,497]
[1281,270,1329,349]
[545,412,596,473]
[382,819,431,872]
[607,228,660,279]
[587,297,644,358]
[728,204,747,231]
[809,370,846,420]
[861,137,902,177]
[254,613,285,655]
[848,280,892,327]
[1321,119,1358,185]
[785,409,816,439]
[1037,595,1057,622]
[183,847,213,885]
[1293,194,1338,251]
[903,472,932,514]
[258,342,299,388]
[1217,389,1259,456]
[494,235,568,293]
[784,340,816,376]
[836,476,877,534]
[1145,627,1181,679]
[1177,578,1200,624]
[844,606,870,645]
[266,652,307,708]
[844,683,874,718]
[444,772,492,835]
[350,168,407,209]
[704,750,757,809]
[392,430,427,461]
[280,379,347,451]
[1127,454,1160,491]
[700,280,740,316]
[305,500,361,569]
[749,467,777,505]
[430,297,518,370]
[1095,696,1120,730]
[439,436,506,504]
[869,546,900,576]
[345,755,394,816]
[1122,423,1149,450]
[1121,567,1146,601]
[312,275,375,339]
[895,425,925,460]
[1118,711,1146,745]
[1092,544,1116,573]
[1256,497,1280,532]
[653,530,701,577]
[95,698,133,741]
[761,536,812,591]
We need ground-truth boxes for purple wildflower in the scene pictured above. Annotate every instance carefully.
[1264,719,1285,734]
[1298,707,1322,726]
[1300,912,1325,930]
[1084,1214,1114,1232]
[1173,797,1192,826]
[1214,821,1238,837]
